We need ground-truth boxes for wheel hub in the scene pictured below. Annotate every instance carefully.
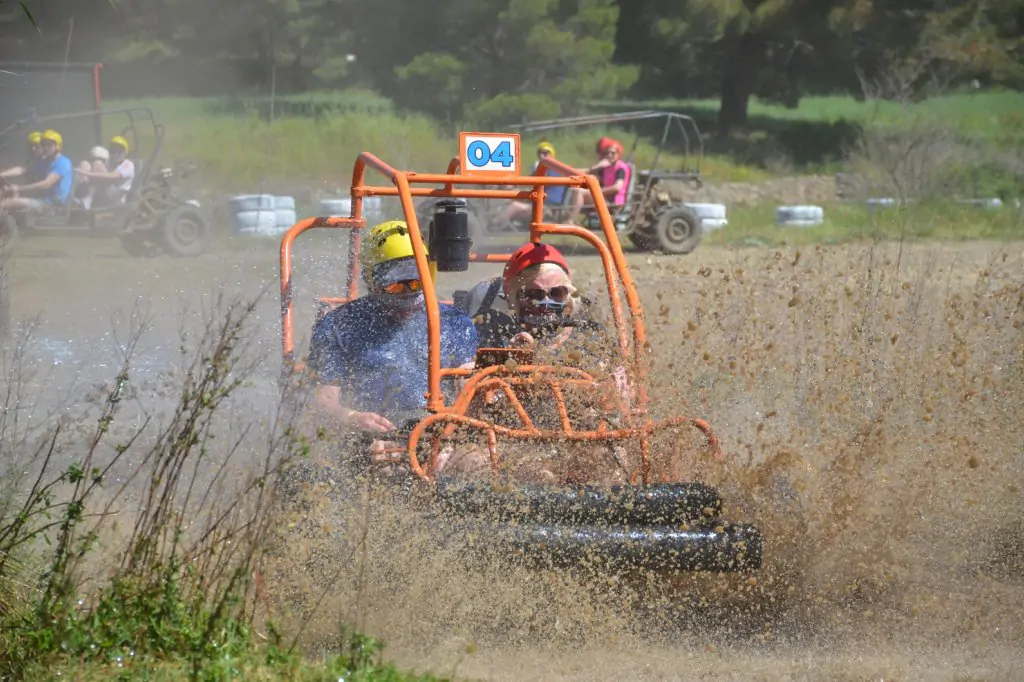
[173,218,199,245]
[665,216,693,243]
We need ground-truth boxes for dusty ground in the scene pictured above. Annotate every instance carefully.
[5,228,1024,681]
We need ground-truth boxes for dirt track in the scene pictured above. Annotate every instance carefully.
[6,231,1024,680]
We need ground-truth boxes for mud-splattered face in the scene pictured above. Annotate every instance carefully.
[512,265,572,328]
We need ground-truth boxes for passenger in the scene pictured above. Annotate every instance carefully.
[566,137,632,218]
[76,136,135,208]
[0,129,73,213]
[304,219,481,472]
[0,131,46,183]
[473,242,609,359]
[485,141,571,231]
[468,242,636,483]
[75,146,109,208]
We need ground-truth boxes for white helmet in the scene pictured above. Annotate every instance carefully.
[90,146,110,162]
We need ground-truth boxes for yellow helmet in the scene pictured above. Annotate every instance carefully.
[110,135,130,154]
[537,141,555,156]
[27,131,42,145]
[361,219,436,285]
[41,129,63,151]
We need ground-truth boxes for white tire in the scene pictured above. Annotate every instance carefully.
[684,202,727,220]
[274,195,296,210]
[958,197,1003,210]
[275,209,297,227]
[318,198,352,216]
[230,194,275,212]
[232,210,278,235]
[701,218,728,230]
[777,205,823,225]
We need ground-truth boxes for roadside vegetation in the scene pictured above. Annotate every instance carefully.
[0,301,445,681]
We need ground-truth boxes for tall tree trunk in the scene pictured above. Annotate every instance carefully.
[718,32,765,135]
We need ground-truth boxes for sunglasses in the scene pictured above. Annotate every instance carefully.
[521,286,570,303]
[382,279,423,295]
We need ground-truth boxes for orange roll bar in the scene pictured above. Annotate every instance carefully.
[279,148,652,423]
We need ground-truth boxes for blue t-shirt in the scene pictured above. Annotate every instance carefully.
[29,157,48,183]
[42,154,73,205]
[306,296,478,423]
[531,161,566,206]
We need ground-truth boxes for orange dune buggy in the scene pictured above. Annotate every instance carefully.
[278,133,762,574]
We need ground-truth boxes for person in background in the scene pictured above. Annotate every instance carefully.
[0,129,73,212]
[0,131,46,183]
[75,146,109,209]
[565,137,632,219]
[76,136,135,208]
[485,141,572,232]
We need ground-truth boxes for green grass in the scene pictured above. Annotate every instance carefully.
[590,89,1024,174]
[89,88,1021,228]
[590,89,1024,144]
[703,199,1024,247]
[0,300,442,682]
[100,94,771,191]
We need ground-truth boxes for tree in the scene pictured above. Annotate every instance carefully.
[350,0,637,126]
[615,0,845,134]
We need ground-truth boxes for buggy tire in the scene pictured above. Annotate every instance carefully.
[160,206,211,257]
[432,481,723,526]
[627,229,656,251]
[655,206,703,255]
[120,231,158,258]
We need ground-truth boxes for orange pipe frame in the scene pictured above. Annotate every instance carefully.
[279,150,704,478]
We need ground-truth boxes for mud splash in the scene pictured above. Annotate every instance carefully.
[8,238,1024,679]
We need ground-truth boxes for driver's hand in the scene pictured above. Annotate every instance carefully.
[369,439,402,463]
[592,159,612,170]
[510,332,536,348]
[343,410,395,432]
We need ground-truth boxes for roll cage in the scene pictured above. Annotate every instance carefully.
[279,135,719,481]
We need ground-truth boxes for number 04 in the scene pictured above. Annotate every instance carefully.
[467,140,515,168]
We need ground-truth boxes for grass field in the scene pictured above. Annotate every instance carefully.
[590,89,1024,177]
[93,88,1023,213]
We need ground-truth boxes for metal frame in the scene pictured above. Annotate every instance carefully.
[506,111,705,236]
[508,110,704,177]
[279,151,720,482]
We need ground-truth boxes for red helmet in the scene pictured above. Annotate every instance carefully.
[502,242,571,298]
[596,136,615,154]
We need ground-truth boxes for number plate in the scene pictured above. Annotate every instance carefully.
[459,132,521,176]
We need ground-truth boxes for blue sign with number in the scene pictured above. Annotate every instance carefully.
[460,133,521,175]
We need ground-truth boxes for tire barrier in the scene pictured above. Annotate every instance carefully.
[230,194,299,237]
[683,202,728,231]
[776,205,824,227]
[866,197,901,214]
[699,217,728,231]
[683,202,727,220]
[958,198,1003,210]
[316,196,384,220]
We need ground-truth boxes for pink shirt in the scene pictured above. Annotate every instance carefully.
[599,160,631,205]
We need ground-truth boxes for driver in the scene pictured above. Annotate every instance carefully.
[0,131,46,182]
[0,129,73,213]
[304,219,481,470]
